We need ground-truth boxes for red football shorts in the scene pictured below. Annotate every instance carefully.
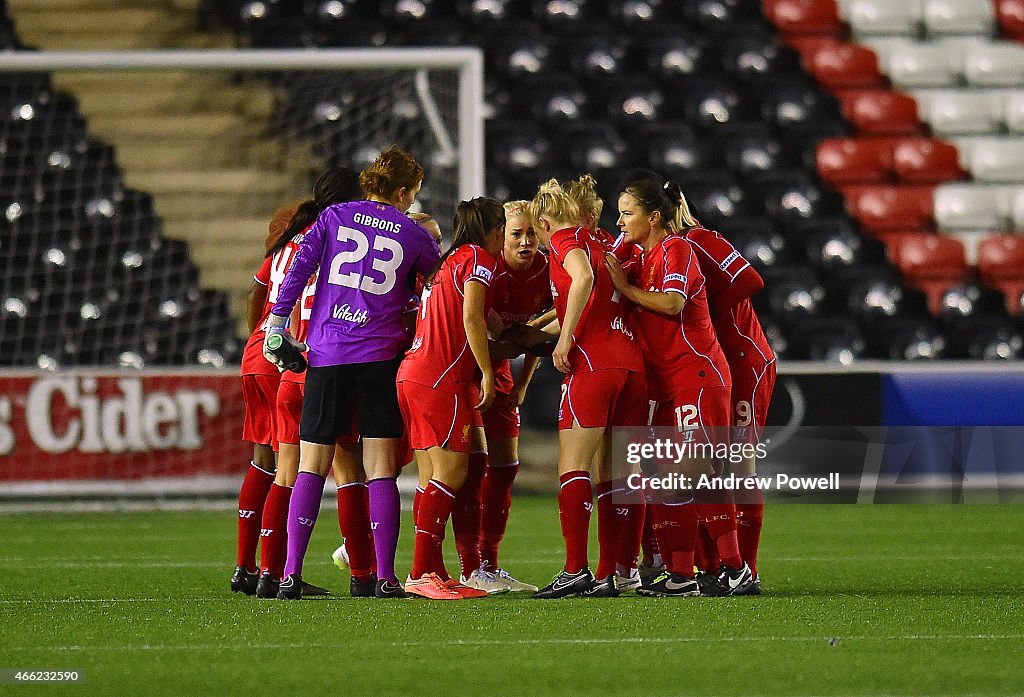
[276,379,303,446]
[729,358,776,444]
[241,373,281,448]
[649,384,732,446]
[558,368,647,431]
[468,382,485,429]
[397,380,474,453]
[482,390,521,440]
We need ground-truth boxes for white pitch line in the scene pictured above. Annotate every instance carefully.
[4,553,1024,569]
[15,634,1024,652]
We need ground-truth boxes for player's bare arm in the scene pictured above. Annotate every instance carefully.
[246,280,269,335]
[464,279,496,411]
[604,252,685,316]
[553,248,593,374]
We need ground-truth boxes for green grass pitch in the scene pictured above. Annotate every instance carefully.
[1,499,1022,696]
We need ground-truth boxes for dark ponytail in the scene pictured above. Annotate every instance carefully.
[266,166,361,258]
[426,197,504,286]
[619,168,693,232]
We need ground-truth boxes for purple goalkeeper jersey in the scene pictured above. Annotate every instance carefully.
[272,200,440,367]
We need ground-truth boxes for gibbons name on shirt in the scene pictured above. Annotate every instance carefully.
[352,212,402,234]
[332,304,370,325]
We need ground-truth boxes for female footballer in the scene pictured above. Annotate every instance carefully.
[264,146,440,600]
[396,197,504,600]
[604,170,752,597]
[529,179,647,599]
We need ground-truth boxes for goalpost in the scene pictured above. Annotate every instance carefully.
[0,49,483,501]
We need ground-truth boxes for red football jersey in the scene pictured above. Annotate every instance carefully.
[280,270,317,386]
[547,226,643,375]
[490,251,553,393]
[685,227,775,367]
[398,244,498,392]
[241,236,303,376]
[631,234,731,400]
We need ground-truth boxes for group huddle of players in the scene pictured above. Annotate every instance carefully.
[230,145,776,601]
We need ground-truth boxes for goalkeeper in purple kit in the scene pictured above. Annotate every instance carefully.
[263,146,441,599]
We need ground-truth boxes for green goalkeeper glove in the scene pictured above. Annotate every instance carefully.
[262,314,308,373]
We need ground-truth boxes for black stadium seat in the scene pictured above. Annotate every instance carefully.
[641,31,720,81]
[720,36,803,81]
[564,121,633,176]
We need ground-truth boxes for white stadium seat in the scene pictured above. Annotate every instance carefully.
[1011,188,1024,229]
[1002,91,1024,133]
[950,137,1024,182]
[933,183,1015,231]
[922,0,996,36]
[883,40,960,86]
[962,42,1024,86]
[912,89,1001,134]
[843,0,923,35]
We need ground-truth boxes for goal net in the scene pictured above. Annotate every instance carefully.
[0,49,483,497]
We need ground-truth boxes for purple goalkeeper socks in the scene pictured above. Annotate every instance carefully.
[368,477,401,584]
[283,471,325,578]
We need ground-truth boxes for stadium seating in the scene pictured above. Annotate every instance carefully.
[888,232,971,313]
[950,137,1024,181]
[978,233,1024,313]
[0,10,240,367]
[943,316,1024,358]
[995,0,1024,39]
[911,89,1003,135]
[7,0,1021,364]
[962,41,1024,86]
[762,0,845,37]
[834,89,921,135]
[923,0,996,37]
[933,183,1013,230]
[841,184,936,234]
[790,38,886,89]
[892,137,965,183]
[838,0,917,35]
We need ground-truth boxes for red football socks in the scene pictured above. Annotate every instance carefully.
[595,480,620,579]
[735,481,764,575]
[614,480,645,574]
[411,480,456,579]
[452,452,486,577]
[640,503,660,566]
[660,499,698,579]
[259,482,291,577]
[558,470,592,574]
[236,462,274,572]
[696,489,742,570]
[478,461,519,572]
[336,482,374,583]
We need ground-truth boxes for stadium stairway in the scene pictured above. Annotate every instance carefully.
[6,0,315,335]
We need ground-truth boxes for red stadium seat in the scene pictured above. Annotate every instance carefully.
[816,137,895,186]
[790,38,886,90]
[889,233,971,314]
[891,138,965,184]
[835,89,921,135]
[978,233,1024,313]
[996,0,1024,40]
[841,184,936,235]
[762,0,845,37]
